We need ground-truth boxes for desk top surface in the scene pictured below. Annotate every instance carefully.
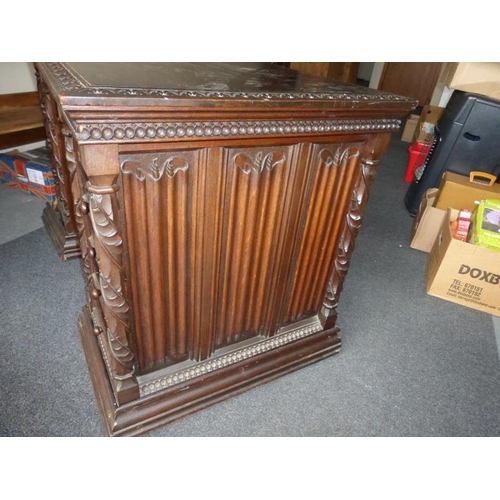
[38,62,416,109]
[36,63,418,144]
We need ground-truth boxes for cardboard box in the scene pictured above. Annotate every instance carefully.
[427,209,500,317]
[441,62,500,101]
[410,188,447,252]
[413,105,444,144]
[434,171,500,212]
[401,114,419,142]
[0,147,56,202]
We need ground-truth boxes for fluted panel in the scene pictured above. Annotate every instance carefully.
[285,142,363,323]
[215,145,299,348]
[120,150,201,372]
[118,141,366,369]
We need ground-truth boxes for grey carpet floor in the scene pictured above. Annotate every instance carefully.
[1,137,499,437]
[0,184,45,245]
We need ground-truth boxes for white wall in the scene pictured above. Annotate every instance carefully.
[430,64,455,108]
[369,62,384,89]
[0,62,37,94]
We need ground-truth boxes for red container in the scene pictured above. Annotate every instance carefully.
[405,142,431,183]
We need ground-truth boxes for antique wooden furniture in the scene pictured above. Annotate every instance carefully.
[34,66,81,259]
[34,62,416,436]
[0,92,45,150]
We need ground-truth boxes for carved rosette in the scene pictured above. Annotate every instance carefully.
[321,157,377,323]
[85,182,137,388]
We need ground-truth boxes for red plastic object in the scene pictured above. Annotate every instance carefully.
[405,142,431,183]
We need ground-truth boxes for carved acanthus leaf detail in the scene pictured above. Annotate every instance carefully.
[107,328,136,370]
[320,147,360,168]
[322,159,377,317]
[234,151,286,174]
[100,272,129,325]
[121,156,189,181]
[85,183,136,378]
[88,194,122,268]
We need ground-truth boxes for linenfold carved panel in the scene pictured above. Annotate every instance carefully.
[119,150,201,372]
[120,145,309,370]
[285,142,363,324]
[119,142,371,373]
[215,145,298,348]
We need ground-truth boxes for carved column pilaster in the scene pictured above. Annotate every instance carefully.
[83,175,139,404]
[36,73,75,230]
[35,66,81,259]
[320,134,390,329]
[35,67,56,207]
[63,130,92,275]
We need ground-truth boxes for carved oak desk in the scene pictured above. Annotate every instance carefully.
[35,62,415,436]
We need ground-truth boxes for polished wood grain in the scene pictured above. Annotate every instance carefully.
[290,62,360,83]
[378,62,443,107]
[0,91,45,150]
[35,62,416,435]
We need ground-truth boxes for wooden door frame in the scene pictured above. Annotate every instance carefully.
[378,62,443,106]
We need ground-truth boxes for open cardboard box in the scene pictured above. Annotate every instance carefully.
[426,209,500,317]
[434,171,500,212]
[410,189,447,252]
[401,114,419,142]
[410,171,500,253]
[413,105,444,144]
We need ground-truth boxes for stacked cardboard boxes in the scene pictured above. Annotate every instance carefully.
[410,171,500,316]
[401,106,445,144]
[411,172,500,253]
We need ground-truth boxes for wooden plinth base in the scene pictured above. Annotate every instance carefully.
[41,203,81,260]
[78,306,342,437]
